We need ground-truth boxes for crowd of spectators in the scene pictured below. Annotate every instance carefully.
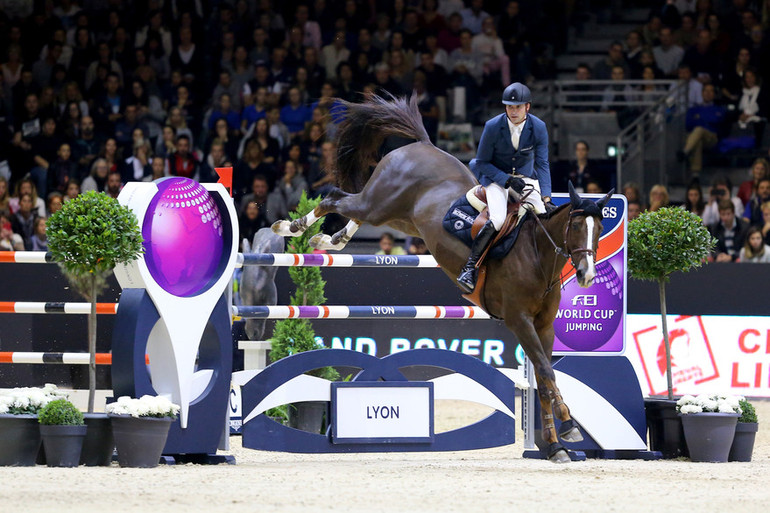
[0,0,570,252]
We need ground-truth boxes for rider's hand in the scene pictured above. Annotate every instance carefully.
[544,199,557,213]
[505,176,526,193]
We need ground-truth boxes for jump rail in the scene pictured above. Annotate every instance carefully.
[0,352,149,365]
[0,251,440,268]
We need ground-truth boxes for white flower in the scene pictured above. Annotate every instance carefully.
[105,395,180,418]
[0,385,66,415]
[676,392,742,414]
[679,404,702,414]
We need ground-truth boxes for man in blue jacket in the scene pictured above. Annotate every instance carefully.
[457,82,554,293]
[678,83,728,175]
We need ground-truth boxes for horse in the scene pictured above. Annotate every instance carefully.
[272,94,612,463]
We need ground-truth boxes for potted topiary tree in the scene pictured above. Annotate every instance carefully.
[47,190,143,465]
[627,207,715,458]
[729,398,758,461]
[270,192,339,431]
[38,398,87,467]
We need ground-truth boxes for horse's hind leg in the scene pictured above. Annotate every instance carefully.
[272,189,350,238]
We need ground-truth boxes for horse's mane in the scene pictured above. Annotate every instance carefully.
[332,93,431,193]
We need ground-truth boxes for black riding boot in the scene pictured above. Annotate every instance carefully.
[456,220,498,294]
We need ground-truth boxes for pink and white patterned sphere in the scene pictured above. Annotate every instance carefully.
[142,178,225,297]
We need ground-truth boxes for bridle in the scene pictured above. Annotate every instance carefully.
[531,207,598,296]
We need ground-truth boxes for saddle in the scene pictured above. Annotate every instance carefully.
[442,185,528,315]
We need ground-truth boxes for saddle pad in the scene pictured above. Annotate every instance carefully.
[441,195,528,259]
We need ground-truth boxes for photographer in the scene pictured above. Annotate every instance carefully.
[702,175,744,226]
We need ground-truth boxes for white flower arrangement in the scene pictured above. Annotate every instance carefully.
[105,395,180,419]
[676,393,743,415]
[0,384,67,415]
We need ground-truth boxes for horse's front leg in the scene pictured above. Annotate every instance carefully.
[271,188,351,238]
[310,219,362,251]
[506,315,571,463]
[536,323,584,444]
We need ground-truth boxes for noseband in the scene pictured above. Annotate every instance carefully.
[564,209,597,268]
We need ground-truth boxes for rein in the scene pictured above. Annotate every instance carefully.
[530,207,597,297]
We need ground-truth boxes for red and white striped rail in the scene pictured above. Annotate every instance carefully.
[0,302,119,314]
[0,352,149,365]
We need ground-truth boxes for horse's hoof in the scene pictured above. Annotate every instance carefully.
[309,233,346,251]
[548,449,571,464]
[272,220,301,237]
[558,419,584,443]
[547,443,571,464]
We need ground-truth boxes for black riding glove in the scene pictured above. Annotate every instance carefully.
[544,199,557,213]
[505,176,526,194]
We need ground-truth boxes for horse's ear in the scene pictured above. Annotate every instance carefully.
[596,188,615,210]
[568,181,581,208]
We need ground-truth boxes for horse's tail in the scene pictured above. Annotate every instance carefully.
[333,93,431,192]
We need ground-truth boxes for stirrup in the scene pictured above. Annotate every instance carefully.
[457,266,477,293]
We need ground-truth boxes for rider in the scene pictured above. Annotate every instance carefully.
[457,82,555,294]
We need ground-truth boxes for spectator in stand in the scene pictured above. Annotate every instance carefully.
[320,31,350,84]
[114,104,149,153]
[166,107,194,149]
[675,12,698,49]
[737,158,770,206]
[372,13,393,52]
[82,158,110,193]
[31,42,63,89]
[438,12,463,53]
[594,41,629,80]
[73,115,102,179]
[401,9,424,53]
[46,192,63,216]
[308,140,337,198]
[652,27,684,78]
[498,1,528,79]
[684,181,706,218]
[0,177,9,213]
[59,100,82,141]
[154,125,176,162]
[721,47,753,103]
[702,175,744,226]
[640,13,663,47]
[212,70,243,113]
[10,92,42,183]
[242,87,269,132]
[742,177,770,225]
[558,140,606,193]
[64,180,80,201]
[449,29,483,86]
[420,0,446,33]
[280,87,312,142]
[99,137,120,174]
[372,62,404,97]
[472,16,510,88]
[1,210,25,251]
[1,44,24,89]
[105,170,122,199]
[206,118,239,164]
[28,117,61,198]
[460,0,490,35]
[336,62,360,103]
[623,181,644,209]
[144,156,167,182]
[93,72,123,134]
[648,184,670,212]
[234,140,277,202]
[678,64,703,106]
[678,84,729,175]
[167,134,199,180]
[682,29,720,84]
[709,198,750,262]
[408,237,429,255]
[238,174,276,221]
[29,217,47,251]
[249,27,272,65]
[706,13,731,57]
[85,42,122,92]
[413,71,439,143]
[208,93,242,134]
[239,199,270,249]
[266,106,290,150]
[761,201,770,245]
[48,142,77,194]
[376,232,407,255]
[388,50,414,93]
[739,226,770,262]
[135,10,173,59]
[122,139,152,183]
[625,30,645,78]
[169,27,204,96]
[267,160,308,221]
[734,68,769,142]
[10,193,38,250]
[296,4,322,50]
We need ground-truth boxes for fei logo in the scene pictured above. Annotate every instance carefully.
[632,315,719,395]
[572,294,597,306]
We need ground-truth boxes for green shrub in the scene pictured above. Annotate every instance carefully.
[38,399,84,426]
[738,399,758,423]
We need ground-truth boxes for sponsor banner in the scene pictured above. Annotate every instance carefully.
[551,193,627,354]
[626,314,770,398]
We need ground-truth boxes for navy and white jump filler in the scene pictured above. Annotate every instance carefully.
[112,177,239,463]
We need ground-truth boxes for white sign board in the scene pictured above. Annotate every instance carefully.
[331,382,433,443]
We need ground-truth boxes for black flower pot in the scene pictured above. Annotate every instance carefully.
[288,401,326,434]
[0,414,42,466]
[40,424,88,467]
[110,415,173,468]
[729,422,758,462]
[80,413,115,466]
[644,398,689,459]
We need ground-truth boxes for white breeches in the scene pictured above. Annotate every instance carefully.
[486,176,545,231]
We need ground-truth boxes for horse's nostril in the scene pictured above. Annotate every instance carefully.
[576,269,584,279]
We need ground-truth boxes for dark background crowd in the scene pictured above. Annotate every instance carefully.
[0,0,770,264]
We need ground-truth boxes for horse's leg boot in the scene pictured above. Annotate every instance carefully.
[457,220,497,293]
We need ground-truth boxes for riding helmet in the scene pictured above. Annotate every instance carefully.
[502,82,531,105]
